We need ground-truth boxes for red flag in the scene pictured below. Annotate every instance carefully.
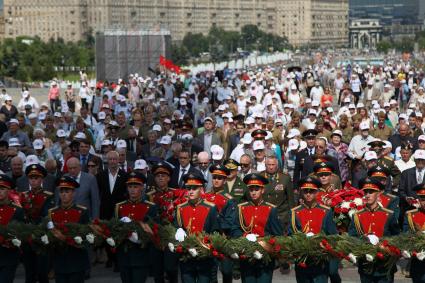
[159,55,166,66]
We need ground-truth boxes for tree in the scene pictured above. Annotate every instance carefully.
[376,40,392,53]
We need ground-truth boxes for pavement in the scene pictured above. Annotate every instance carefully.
[14,262,412,283]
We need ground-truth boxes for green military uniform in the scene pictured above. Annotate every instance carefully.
[44,127,58,142]
[231,173,283,283]
[261,171,295,231]
[0,175,25,283]
[223,159,248,203]
[48,176,90,283]
[371,125,392,141]
[337,126,353,145]
[289,176,338,283]
[115,172,159,283]
[20,124,34,140]
[378,155,400,191]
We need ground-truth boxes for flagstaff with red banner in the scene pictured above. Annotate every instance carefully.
[159,55,181,74]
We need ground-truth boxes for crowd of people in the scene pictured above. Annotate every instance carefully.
[2,55,425,283]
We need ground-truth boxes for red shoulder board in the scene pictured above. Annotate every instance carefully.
[0,205,17,225]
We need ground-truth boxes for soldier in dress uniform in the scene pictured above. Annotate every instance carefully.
[22,164,55,283]
[261,155,295,232]
[231,173,283,283]
[223,159,247,202]
[367,166,400,219]
[288,176,338,283]
[403,184,425,283]
[0,174,24,283]
[175,172,219,283]
[146,162,185,283]
[48,176,90,283]
[206,164,236,283]
[349,177,399,283]
[313,161,341,206]
[115,172,159,283]
[368,139,401,192]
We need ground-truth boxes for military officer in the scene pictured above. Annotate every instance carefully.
[21,164,55,283]
[367,166,400,219]
[175,172,219,283]
[115,172,159,283]
[313,161,341,206]
[0,174,24,283]
[289,176,338,283]
[205,164,236,283]
[371,112,393,141]
[404,184,425,283]
[368,139,401,192]
[48,176,90,283]
[147,162,185,283]
[349,177,399,283]
[223,159,247,202]
[261,155,295,232]
[231,173,283,283]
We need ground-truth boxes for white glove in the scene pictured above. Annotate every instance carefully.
[128,232,139,243]
[367,234,379,246]
[245,234,257,242]
[175,228,187,242]
[306,232,315,238]
[46,221,55,230]
[120,217,132,223]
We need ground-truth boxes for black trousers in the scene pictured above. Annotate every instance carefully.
[0,264,18,283]
[55,272,85,283]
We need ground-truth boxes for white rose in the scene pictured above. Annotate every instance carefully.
[341,201,350,209]
[188,248,198,257]
[46,221,55,230]
[106,237,115,247]
[86,233,95,244]
[354,198,363,206]
[230,253,239,259]
[348,253,357,264]
[422,230,425,234]
[402,250,411,259]
[120,216,132,223]
[175,228,187,242]
[41,234,49,245]
[74,236,83,245]
[245,234,257,242]
[253,250,263,260]
[348,209,356,218]
[417,251,425,261]
[11,238,21,248]
[129,232,139,243]
[367,234,379,246]
[365,254,374,262]
[306,232,315,238]
[168,242,175,252]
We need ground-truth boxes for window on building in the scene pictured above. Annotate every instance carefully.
[187,22,192,27]
[160,12,165,17]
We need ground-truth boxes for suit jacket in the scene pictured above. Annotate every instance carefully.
[301,154,341,180]
[196,166,213,191]
[399,167,420,199]
[195,130,223,152]
[170,165,201,188]
[125,138,142,157]
[80,153,96,173]
[97,169,128,220]
[59,171,100,220]
[228,133,242,157]
[293,148,310,185]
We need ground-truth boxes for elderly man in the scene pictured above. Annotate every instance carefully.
[195,151,213,190]
[65,157,100,220]
[389,124,417,154]
[0,119,31,153]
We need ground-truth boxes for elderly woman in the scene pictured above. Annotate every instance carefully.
[327,130,350,183]
[33,128,53,149]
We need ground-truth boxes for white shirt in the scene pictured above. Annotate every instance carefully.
[108,170,119,194]
[348,135,375,159]
[395,159,415,173]
[417,168,424,184]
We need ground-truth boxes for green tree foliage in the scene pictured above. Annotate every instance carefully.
[376,40,392,53]
[174,24,291,63]
[0,36,94,82]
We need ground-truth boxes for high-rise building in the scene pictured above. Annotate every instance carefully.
[2,0,349,47]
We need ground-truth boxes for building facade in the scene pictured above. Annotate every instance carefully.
[349,19,382,49]
[2,0,349,47]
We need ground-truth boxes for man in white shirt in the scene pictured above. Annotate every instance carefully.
[310,81,324,103]
[348,121,375,160]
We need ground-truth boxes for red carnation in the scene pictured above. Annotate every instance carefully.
[66,237,74,246]
[349,202,356,208]
[274,244,281,252]
[268,238,276,245]
[176,245,183,253]
[239,254,247,260]
[381,240,389,247]
[203,236,210,243]
[413,251,418,258]
[376,252,385,260]
[110,247,116,254]
[212,250,219,257]
[219,253,225,260]
[298,262,307,268]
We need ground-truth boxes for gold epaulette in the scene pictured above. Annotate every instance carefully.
[224,193,233,199]
[406,208,419,214]
[203,200,216,207]
[291,205,302,212]
[10,202,22,208]
[318,204,331,210]
[265,202,276,208]
[48,206,59,220]
[176,200,188,208]
[114,201,127,219]
[43,191,53,196]
[379,206,394,214]
[383,156,394,161]
[238,202,249,207]
[144,200,155,206]
[77,205,87,210]
[146,190,156,196]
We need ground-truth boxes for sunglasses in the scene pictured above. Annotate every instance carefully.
[302,189,317,194]
[186,186,202,191]
[248,186,262,191]
[212,176,226,180]
[318,173,331,177]
[363,189,377,195]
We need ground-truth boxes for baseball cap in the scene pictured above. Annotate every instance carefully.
[8,138,20,147]
[414,149,425,160]
[287,128,301,138]
[8,119,19,125]
[241,133,253,144]
[419,135,425,142]
[211,145,224,160]
[252,140,265,151]
[134,159,148,170]
[74,132,87,139]
[54,112,62,118]
[25,155,40,167]
[98,112,106,120]
[33,139,44,150]
[159,135,172,145]
[56,129,66,138]
[39,112,46,121]
[359,121,370,130]
[153,124,162,132]
[116,139,127,149]
[288,139,299,151]
[101,140,112,146]
[364,151,378,161]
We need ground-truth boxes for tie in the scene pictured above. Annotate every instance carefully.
[81,156,86,167]
[121,164,126,172]
[179,168,186,187]
[308,149,312,156]
[418,170,423,184]
[129,140,134,152]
